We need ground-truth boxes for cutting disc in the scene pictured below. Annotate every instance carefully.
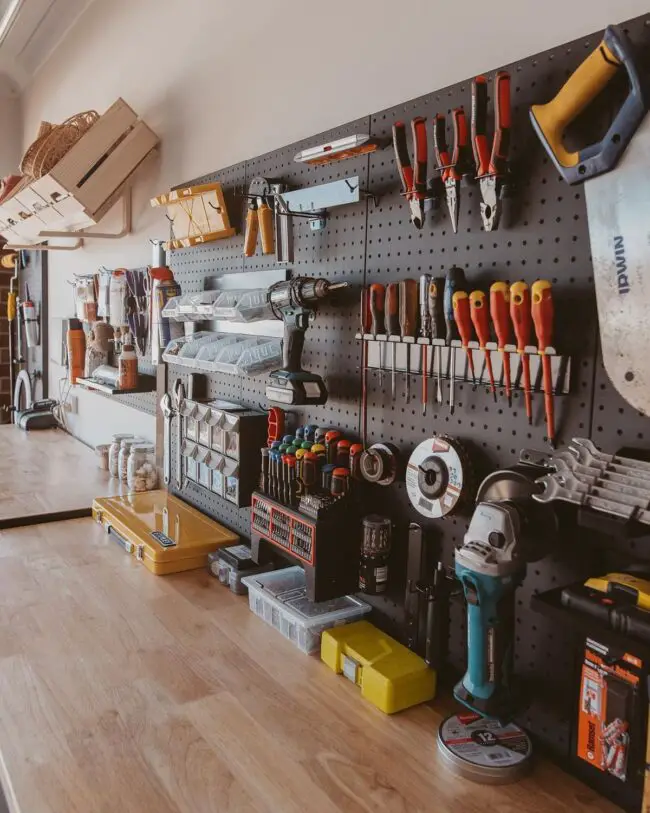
[437,713,533,784]
[406,436,472,519]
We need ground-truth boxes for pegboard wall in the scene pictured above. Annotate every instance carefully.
[163,13,650,762]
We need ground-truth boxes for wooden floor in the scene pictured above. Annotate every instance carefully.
[0,519,619,813]
[0,426,119,525]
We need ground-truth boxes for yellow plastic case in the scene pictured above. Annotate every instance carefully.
[321,620,436,713]
[92,490,238,575]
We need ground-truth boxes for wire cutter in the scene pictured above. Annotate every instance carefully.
[432,108,469,233]
[392,117,427,229]
[471,71,511,231]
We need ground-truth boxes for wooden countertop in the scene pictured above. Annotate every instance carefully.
[0,426,120,526]
[0,518,617,813]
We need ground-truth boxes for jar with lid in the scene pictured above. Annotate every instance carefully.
[108,433,133,478]
[127,444,157,492]
[118,437,142,482]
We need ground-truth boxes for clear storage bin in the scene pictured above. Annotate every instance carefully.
[127,443,157,492]
[241,567,372,655]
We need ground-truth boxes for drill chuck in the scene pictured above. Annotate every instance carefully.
[268,277,348,316]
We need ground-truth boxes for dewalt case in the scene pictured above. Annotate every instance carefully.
[92,490,238,574]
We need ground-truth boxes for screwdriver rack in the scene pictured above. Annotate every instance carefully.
[356,334,571,394]
[250,491,360,602]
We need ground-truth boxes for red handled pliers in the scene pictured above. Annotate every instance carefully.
[432,108,469,233]
[472,71,511,231]
[392,117,427,229]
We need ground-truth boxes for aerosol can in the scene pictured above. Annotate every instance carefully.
[22,284,39,348]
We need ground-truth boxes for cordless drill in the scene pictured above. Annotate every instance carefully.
[453,501,526,721]
[266,276,348,405]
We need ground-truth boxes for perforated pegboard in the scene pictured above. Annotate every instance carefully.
[158,13,650,762]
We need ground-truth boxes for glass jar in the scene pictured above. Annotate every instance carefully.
[108,433,133,478]
[118,437,142,482]
[127,444,157,492]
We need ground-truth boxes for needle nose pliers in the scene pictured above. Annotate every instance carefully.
[432,107,469,233]
[392,117,428,229]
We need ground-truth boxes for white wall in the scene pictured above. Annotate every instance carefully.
[0,92,21,180]
[17,0,650,446]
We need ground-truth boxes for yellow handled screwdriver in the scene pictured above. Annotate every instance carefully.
[510,281,533,424]
[490,281,512,406]
[532,280,555,447]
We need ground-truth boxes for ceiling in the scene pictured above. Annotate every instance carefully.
[0,0,95,94]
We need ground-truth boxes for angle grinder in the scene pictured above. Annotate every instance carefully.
[453,466,557,721]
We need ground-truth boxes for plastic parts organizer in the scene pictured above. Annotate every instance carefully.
[163,331,282,376]
[162,289,273,322]
[241,566,372,655]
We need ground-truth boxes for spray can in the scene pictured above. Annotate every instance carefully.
[150,267,182,365]
[109,270,128,329]
[22,285,38,348]
[66,318,86,384]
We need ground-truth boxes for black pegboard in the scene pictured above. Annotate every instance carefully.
[156,13,650,765]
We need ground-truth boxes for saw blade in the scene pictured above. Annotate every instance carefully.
[584,114,650,415]
[406,435,473,518]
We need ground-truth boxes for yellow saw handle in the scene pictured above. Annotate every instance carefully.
[529,25,647,184]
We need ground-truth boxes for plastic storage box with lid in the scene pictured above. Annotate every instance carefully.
[208,545,276,595]
[92,490,238,574]
[320,620,437,713]
[241,566,371,655]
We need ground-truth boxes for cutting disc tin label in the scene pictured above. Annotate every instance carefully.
[406,437,468,518]
[438,714,533,782]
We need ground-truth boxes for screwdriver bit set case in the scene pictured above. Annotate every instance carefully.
[155,12,650,789]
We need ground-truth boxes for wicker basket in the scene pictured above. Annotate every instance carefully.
[20,111,99,180]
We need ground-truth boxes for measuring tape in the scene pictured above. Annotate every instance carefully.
[406,436,472,518]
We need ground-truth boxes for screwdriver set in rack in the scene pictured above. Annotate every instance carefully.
[250,492,360,602]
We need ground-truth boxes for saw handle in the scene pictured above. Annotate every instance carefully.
[258,199,274,254]
[530,25,647,184]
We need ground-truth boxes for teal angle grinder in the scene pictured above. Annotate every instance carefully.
[453,467,557,721]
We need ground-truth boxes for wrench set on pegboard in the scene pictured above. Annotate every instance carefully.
[162,11,650,793]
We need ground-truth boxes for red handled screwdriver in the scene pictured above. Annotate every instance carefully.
[510,281,533,424]
[532,280,555,447]
[399,278,419,404]
[490,281,512,406]
[452,291,476,384]
[470,290,497,401]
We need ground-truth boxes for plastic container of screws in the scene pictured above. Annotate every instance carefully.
[207,544,276,595]
[241,566,372,655]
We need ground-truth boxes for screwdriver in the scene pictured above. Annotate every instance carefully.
[419,274,432,416]
[399,279,419,404]
[443,267,468,415]
[490,281,512,406]
[510,281,533,425]
[369,283,386,387]
[385,282,400,400]
[429,278,445,406]
[532,280,555,447]
[470,290,497,401]
[360,288,371,445]
[452,291,476,384]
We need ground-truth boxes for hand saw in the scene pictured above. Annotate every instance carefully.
[530,25,650,413]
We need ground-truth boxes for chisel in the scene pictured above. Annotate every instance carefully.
[385,283,400,400]
[428,278,445,406]
[444,267,467,415]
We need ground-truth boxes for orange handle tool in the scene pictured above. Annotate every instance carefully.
[510,281,533,424]
[490,71,512,176]
[470,290,497,401]
[490,282,512,405]
[243,201,258,257]
[532,280,555,446]
[258,198,274,255]
[452,291,476,384]
[369,284,385,336]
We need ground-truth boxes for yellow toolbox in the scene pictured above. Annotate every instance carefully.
[321,620,436,713]
[92,490,238,575]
